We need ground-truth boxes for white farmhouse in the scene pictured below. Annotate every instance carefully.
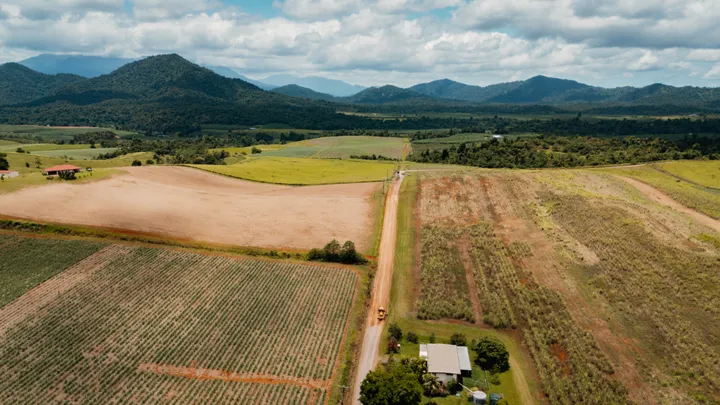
[419,344,472,383]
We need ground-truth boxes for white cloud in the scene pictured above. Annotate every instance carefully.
[1,0,720,87]
[705,64,720,79]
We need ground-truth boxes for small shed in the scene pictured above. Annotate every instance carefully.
[43,165,82,176]
[0,170,19,179]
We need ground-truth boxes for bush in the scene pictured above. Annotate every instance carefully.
[251,146,262,154]
[446,380,459,395]
[15,147,25,153]
[307,240,367,265]
[0,153,8,170]
[407,332,419,343]
[474,337,510,373]
[58,170,76,180]
[429,333,436,343]
[450,332,467,346]
[387,337,400,354]
[389,323,402,341]
[146,159,155,165]
[25,162,30,168]
[131,159,142,166]
[360,361,422,405]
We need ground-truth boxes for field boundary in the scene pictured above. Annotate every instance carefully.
[0,218,378,273]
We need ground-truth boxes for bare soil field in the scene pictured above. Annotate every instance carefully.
[0,166,379,251]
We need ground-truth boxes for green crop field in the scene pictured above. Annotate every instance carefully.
[28,147,118,160]
[262,136,408,159]
[0,238,360,404]
[653,160,720,189]
[192,156,397,185]
[0,125,138,142]
[213,136,409,160]
[0,143,94,152]
[602,164,720,219]
[0,235,105,307]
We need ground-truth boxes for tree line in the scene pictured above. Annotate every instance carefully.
[409,134,720,168]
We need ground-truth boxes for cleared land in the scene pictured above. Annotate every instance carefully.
[0,236,359,404]
[192,156,397,185]
[413,169,720,404]
[0,166,378,251]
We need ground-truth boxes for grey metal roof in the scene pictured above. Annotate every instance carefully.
[457,346,472,371]
[426,344,461,375]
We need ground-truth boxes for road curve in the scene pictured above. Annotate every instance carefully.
[352,172,404,404]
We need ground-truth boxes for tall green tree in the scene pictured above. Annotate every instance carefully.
[473,337,510,373]
[360,362,423,405]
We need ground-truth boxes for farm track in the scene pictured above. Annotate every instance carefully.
[619,175,720,233]
[352,172,404,405]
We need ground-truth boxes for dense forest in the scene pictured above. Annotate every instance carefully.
[409,135,720,168]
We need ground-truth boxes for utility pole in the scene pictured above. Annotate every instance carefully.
[338,385,350,405]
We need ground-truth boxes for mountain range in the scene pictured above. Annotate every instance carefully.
[16,54,365,97]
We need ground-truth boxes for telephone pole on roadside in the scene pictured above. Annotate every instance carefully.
[338,385,350,405]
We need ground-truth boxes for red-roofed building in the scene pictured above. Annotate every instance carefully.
[43,165,82,176]
[0,170,19,178]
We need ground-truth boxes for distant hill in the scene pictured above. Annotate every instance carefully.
[0,63,86,105]
[342,85,430,104]
[271,84,336,101]
[410,79,520,103]
[262,74,365,97]
[48,54,266,104]
[18,54,135,78]
[204,66,275,90]
[487,76,589,103]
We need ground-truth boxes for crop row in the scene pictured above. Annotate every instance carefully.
[0,242,358,403]
[548,193,720,403]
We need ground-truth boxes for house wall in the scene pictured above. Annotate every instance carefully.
[436,373,457,384]
[0,172,18,178]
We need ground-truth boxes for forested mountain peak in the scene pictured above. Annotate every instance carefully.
[344,85,427,104]
[271,84,336,101]
[0,63,86,106]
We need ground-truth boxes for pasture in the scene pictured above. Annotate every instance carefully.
[0,125,137,142]
[601,163,720,219]
[262,136,408,159]
[410,169,720,404]
[25,147,118,160]
[0,235,360,404]
[411,133,538,153]
[0,166,379,251]
[193,156,397,185]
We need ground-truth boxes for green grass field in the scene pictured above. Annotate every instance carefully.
[212,136,409,160]
[0,143,94,152]
[28,148,118,160]
[3,151,153,175]
[0,125,138,142]
[191,156,398,185]
[653,160,720,189]
[0,235,105,307]
[412,133,538,153]
[601,164,720,219]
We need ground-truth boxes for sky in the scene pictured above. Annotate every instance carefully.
[1,0,719,88]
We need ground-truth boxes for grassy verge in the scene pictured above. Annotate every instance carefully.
[0,218,310,261]
[368,185,387,256]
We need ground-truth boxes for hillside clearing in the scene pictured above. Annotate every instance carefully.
[0,166,379,251]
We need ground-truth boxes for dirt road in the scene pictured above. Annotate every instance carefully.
[619,176,720,233]
[352,172,404,405]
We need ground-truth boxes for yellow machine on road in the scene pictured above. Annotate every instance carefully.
[377,306,387,321]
